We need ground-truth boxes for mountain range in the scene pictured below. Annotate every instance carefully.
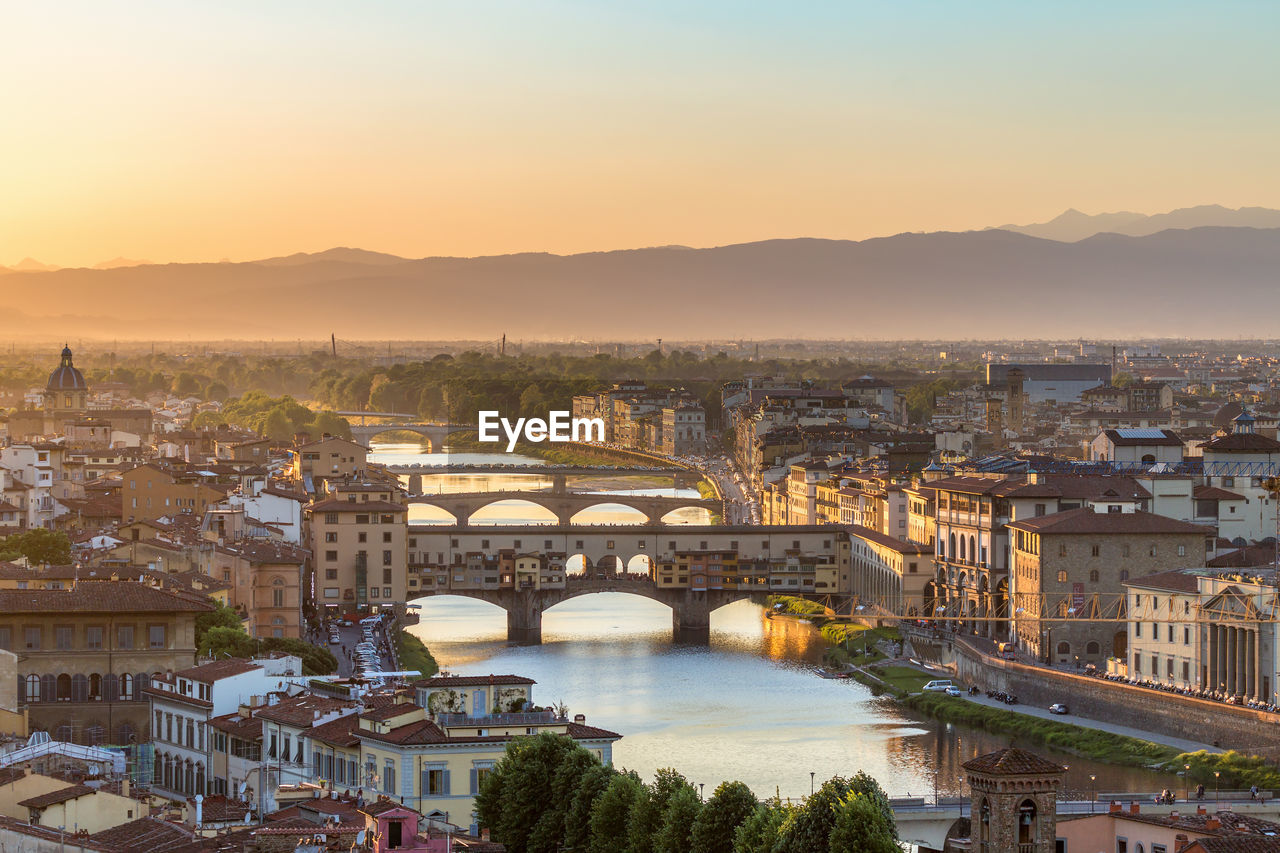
[988,204,1280,242]
[2,223,1280,341]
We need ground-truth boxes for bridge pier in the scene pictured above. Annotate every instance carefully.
[506,592,544,645]
[671,591,711,644]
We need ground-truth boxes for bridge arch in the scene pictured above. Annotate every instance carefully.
[466,499,559,526]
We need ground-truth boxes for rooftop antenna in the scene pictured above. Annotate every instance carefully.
[501,334,506,357]
[331,333,337,358]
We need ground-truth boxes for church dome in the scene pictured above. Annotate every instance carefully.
[47,345,88,392]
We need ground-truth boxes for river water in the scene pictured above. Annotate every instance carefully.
[373,440,1177,800]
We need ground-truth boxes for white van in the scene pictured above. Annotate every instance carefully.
[922,679,954,692]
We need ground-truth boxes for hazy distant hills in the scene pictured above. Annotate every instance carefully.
[4,225,1280,340]
[989,204,1280,242]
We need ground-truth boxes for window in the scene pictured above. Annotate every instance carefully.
[149,625,166,649]
[24,627,40,650]
[326,551,338,561]
[0,627,9,651]
[1035,503,1046,516]
[1089,570,1099,583]
[1122,544,1131,557]
[356,514,370,524]
[1184,627,1191,644]
[326,569,338,580]
[1177,545,1186,557]
[86,626,103,649]
[384,758,396,793]
[56,626,73,650]
[383,569,392,583]
[273,589,284,607]
[1091,544,1101,557]
[358,532,367,543]
[325,532,337,543]
[325,513,339,524]
[423,765,448,795]
[383,550,393,566]
[384,587,392,597]
[1056,570,1067,583]
[383,532,392,543]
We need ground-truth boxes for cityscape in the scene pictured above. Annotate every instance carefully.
[5,2,1280,852]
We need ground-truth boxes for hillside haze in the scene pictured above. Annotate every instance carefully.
[3,226,1280,341]
[989,204,1280,242]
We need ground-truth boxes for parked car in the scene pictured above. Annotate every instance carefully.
[1049,703,1069,715]
[922,680,955,692]
[944,686,963,696]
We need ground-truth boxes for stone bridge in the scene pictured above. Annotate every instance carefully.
[407,490,722,525]
[387,465,703,494]
[349,422,473,450]
[413,576,754,644]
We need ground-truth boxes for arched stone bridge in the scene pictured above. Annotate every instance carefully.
[413,575,755,643]
[407,490,722,525]
[349,422,473,450]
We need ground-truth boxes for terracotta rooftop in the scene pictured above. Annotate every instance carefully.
[1006,507,1213,537]
[87,815,197,850]
[173,658,260,683]
[1201,433,1280,453]
[0,581,214,613]
[963,747,1065,776]
[1125,570,1203,593]
[19,783,96,808]
[255,693,353,727]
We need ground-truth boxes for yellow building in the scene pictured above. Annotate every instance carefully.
[121,462,230,523]
[289,436,369,494]
[352,691,619,828]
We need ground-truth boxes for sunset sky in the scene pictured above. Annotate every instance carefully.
[3,1,1278,268]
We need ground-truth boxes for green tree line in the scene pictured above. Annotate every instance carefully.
[474,731,897,853]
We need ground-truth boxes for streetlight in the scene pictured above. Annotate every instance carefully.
[810,772,816,797]
[1090,775,1096,813]
[1215,771,1221,806]
[699,783,705,802]
[1185,764,1191,802]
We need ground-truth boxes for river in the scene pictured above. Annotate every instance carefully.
[373,439,1178,800]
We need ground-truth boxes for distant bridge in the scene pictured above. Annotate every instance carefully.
[407,490,721,526]
[348,422,473,450]
[414,575,760,644]
[407,523,850,643]
[387,465,701,494]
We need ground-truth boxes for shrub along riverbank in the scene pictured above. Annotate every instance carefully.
[396,630,439,679]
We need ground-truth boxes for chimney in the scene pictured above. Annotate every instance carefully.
[195,793,204,827]
[1130,802,1141,814]
[1110,802,1122,813]
[1197,806,1207,816]
[1205,817,1221,830]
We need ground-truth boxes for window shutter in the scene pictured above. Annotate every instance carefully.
[442,770,451,795]
[470,768,478,794]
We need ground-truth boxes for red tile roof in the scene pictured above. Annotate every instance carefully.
[962,747,1065,775]
[1006,508,1213,536]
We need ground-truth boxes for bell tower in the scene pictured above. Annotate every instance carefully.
[963,748,1065,853]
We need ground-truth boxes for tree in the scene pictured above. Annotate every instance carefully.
[629,769,693,853]
[733,800,793,853]
[476,732,589,853]
[775,773,894,853]
[827,793,898,853]
[590,771,643,853]
[196,602,245,648]
[690,781,757,853]
[527,746,601,852]
[191,410,228,429]
[565,764,614,852]
[199,626,256,659]
[654,785,702,853]
[0,529,72,566]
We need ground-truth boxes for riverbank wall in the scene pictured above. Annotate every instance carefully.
[910,632,1280,756]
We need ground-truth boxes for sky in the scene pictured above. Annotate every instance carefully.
[3,0,1279,268]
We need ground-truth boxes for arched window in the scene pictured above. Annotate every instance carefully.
[41,674,55,703]
[120,673,133,701]
[1056,569,1068,583]
[25,674,40,702]
[1141,454,1156,463]
[85,724,105,746]
[55,724,73,742]
[118,722,136,744]
[1056,641,1071,656]
[1086,641,1101,656]
[970,535,977,563]
[959,536,967,561]
[949,533,957,559]
[980,798,991,842]
[196,762,206,797]
[71,674,88,703]
[1089,570,1099,583]
[1018,799,1038,844]
[1120,570,1129,581]
[56,674,72,702]
[89,674,102,701]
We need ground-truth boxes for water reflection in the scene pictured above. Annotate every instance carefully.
[412,595,1178,800]
[389,441,1175,798]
